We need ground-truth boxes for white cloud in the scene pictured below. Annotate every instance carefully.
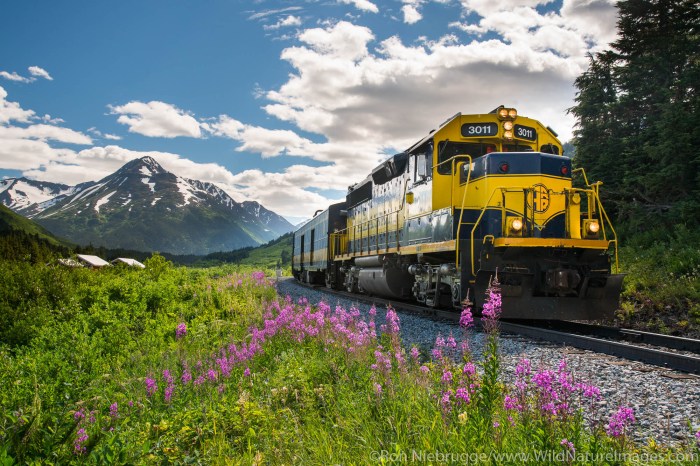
[109,101,203,138]
[263,15,302,30]
[0,71,32,83]
[28,66,53,81]
[339,0,379,13]
[248,6,303,21]
[401,5,423,24]
[0,124,92,145]
[87,126,122,141]
[0,86,36,124]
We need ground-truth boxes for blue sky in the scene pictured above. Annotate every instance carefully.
[0,0,618,223]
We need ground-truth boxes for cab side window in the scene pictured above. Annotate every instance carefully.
[437,141,497,175]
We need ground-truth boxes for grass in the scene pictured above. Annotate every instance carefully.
[0,257,698,464]
[615,225,700,337]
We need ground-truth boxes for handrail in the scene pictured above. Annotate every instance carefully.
[451,154,473,267]
[572,168,619,272]
[331,177,410,258]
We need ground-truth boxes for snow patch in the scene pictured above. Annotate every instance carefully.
[95,191,116,213]
[141,177,156,192]
[176,177,200,206]
[140,166,152,176]
[151,197,161,206]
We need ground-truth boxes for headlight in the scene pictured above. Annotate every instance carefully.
[508,108,518,119]
[583,219,600,238]
[507,217,524,236]
[503,121,513,131]
[504,130,514,139]
[498,108,509,119]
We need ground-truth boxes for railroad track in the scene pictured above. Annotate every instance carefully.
[285,278,700,375]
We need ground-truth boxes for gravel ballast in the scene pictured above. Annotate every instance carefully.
[275,278,700,447]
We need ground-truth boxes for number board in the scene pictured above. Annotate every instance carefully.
[514,124,537,141]
[461,122,498,138]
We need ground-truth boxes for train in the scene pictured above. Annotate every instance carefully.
[292,107,624,320]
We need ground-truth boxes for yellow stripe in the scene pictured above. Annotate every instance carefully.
[333,240,457,261]
[493,238,610,249]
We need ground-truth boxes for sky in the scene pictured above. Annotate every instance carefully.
[0,0,618,224]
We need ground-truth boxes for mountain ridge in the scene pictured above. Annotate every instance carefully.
[1,157,293,255]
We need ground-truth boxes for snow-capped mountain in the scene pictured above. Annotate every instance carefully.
[9,157,294,255]
[0,177,75,212]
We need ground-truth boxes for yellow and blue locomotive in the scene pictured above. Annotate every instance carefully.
[293,107,624,319]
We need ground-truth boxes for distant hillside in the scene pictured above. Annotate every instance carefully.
[0,204,72,262]
[0,204,68,247]
[198,232,292,269]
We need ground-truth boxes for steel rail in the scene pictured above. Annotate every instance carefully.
[498,321,700,375]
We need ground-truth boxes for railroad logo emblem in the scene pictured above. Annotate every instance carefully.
[530,184,550,213]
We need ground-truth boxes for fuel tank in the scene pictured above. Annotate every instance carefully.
[358,266,414,299]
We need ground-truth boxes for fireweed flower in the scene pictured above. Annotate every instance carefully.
[560,439,575,456]
[455,387,470,404]
[145,378,157,397]
[381,308,400,335]
[410,346,420,362]
[419,365,430,374]
[374,383,382,395]
[109,402,118,419]
[73,410,85,421]
[606,406,635,437]
[463,362,476,376]
[74,428,88,455]
[441,370,453,384]
[176,322,187,339]
[481,277,502,331]
[459,306,474,329]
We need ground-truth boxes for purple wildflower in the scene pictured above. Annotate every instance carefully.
[455,387,470,404]
[73,410,85,421]
[243,367,251,377]
[606,406,635,437]
[181,370,192,384]
[74,428,88,455]
[176,322,187,339]
[374,383,382,395]
[459,306,474,328]
[463,362,476,376]
[145,377,158,397]
[381,308,400,335]
[441,370,453,384]
[419,365,429,374]
[561,438,575,456]
[410,346,420,362]
[109,402,118,419]
[481,277,502,328]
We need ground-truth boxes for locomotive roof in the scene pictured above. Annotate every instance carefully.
[405,112,462,154]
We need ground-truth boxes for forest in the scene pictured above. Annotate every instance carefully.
[569,0,699,335]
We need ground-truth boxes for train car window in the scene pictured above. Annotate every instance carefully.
[437,142,497,175]
[540,143,560,154]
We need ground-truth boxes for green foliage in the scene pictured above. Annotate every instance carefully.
[616,225,700,336]
[1,265,696,463]
[569,0,700,230]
